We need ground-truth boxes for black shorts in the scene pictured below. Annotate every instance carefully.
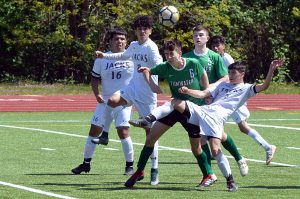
[157,110,200,138]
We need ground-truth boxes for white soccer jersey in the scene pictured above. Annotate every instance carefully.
[203,82,257,124]
[91,51,134,101]
[222,53,234,68]
[102,39,163,104]
[220,53,249,123]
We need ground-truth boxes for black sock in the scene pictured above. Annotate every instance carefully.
[83,158,91,164]
[145,114,156,122]
[100,131,108,138]
[126,161,133,167]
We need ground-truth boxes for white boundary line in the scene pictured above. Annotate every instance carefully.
[1,123,300,197]
[226,122,300,131]
[0,181,77,199]
[1,124,299,169]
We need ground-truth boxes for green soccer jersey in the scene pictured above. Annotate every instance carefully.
[150,58,206,105]
[183,49,228,84]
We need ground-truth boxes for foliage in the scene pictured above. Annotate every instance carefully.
[0,0,299,84]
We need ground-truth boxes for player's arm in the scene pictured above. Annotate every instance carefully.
[95,44,132,60]
[91,76,105,103]
[178,86,211,99]
[200,70,209,89]
[254,59,284,93]
[138,67,163,94]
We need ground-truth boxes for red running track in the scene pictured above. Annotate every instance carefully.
[0,94,299,112]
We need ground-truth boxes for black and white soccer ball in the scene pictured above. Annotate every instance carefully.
[159,6,179,28]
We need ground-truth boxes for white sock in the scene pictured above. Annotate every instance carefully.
[248,129,270,151]
[121,137,134,162]
[151,101,174,120]
[151,141,159,169]
[216,151,232,178]
[84,136,97,159]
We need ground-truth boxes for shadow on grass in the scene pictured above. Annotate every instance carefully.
[242,185,300,190]
[159,161,218,165]
[32,181,224,192]
[25,173,119,176]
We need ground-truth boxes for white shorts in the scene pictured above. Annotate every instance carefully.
[120,86,157,117]
[91,103,132,130]
[186,101,223,139]
[230,104,250,123]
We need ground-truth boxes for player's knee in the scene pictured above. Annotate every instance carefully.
[107,98,118,107]
[211,148,219,157]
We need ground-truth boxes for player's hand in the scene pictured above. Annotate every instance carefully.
[95,95,105,103]
[138,67,149,73]
[270,59,284,71]
[95,51,104,58]
[150,84,163,94]
[178,86,189,94]
[204,96,213,105]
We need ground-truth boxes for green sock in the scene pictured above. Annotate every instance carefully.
[222,134,243,162]
[137,145,154,172]
[195,151,213,176]
[201,143,212,166]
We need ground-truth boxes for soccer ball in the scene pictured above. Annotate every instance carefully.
[159,6,179,28]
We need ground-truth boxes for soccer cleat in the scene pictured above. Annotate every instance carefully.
[226,174,238,192]
[266,145,277,165]
[129,118,152,129]
[91,136,109,145]
[150,168,159,185]
[71,163,90,174]
[211,173,218,182]
[237,157,248,176]
[195,174,217,189]
[124,166,134,176]
[124,170,144,188]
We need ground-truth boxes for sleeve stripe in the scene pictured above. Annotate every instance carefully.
[252,84,258,93]
[91,70,100,78]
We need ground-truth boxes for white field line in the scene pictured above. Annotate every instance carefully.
[0,181,77,199]
[226,122,300,131]
[1,124,299,169]
[287,147,300,150]
[41,148,56,151]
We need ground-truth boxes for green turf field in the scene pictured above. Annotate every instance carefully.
[0,111,300,198]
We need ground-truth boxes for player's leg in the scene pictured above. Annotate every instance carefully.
[234,105,276,164]
[92,91,130,145]
[124,122,170,187]
[115,106,134,175]
[189,136,217,188]
[238,121,276,165]
[221,131,248,176]
[72,104,109,174]
[179,112,217,187]
[132,99,161,185]
[209,137,238,192]
[129,101,175,128]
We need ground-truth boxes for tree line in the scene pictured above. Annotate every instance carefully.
[0,0,299,84]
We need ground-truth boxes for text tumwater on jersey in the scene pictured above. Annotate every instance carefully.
[170,79,194,87]
[105,61,132,70]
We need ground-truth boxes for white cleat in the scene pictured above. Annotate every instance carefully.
[150,168,159,185]
[237,157,248,176]
[266,145,277,165]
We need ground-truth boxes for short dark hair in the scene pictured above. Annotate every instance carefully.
[210,35,225,45]
[132,15,153,29]
[107,28,127,41]
[193,24,209,36]
[228,62,247,73]
[163,40,182,52]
